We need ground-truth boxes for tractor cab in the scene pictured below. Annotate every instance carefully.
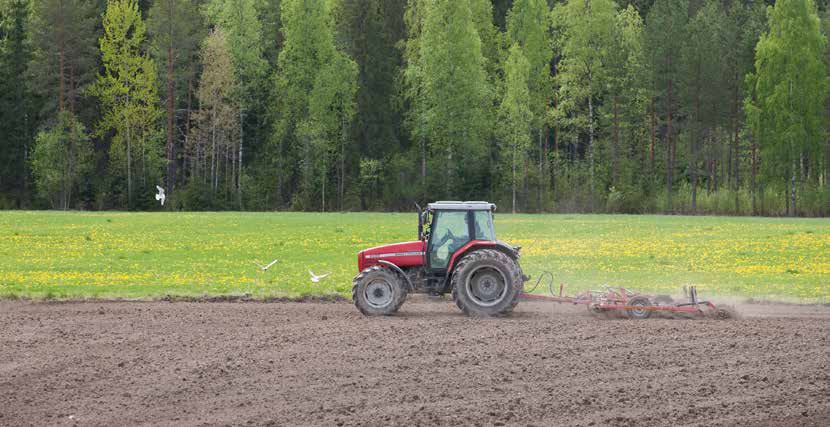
[354,201,525,317]
[418,201,498,284]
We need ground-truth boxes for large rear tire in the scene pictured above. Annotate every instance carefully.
[352,266,408,316]
[451,249,523,317]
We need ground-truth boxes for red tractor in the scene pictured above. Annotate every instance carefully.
[353,201,526,316]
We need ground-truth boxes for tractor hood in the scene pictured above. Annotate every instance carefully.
[358,241,425,272]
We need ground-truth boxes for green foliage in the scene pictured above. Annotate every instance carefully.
[419,0,490,199]
[506,0,550,125]
[276,0,358,211]
[0,0,829,216]
[747,0,827,214]
[205,0,268,110]
[29,111,92,209]
[26,0,98,117]
[551,0,618,207]
[91,0,163,208]
[147,0,203,93]
[0,0,31,204]
[498,44,532,213]
[189,27,240,207]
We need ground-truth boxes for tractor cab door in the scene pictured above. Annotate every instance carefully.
[427,210,471,271]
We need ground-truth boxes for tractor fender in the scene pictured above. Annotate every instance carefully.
[377,260,415,292]
[442,241,521,292]
[447,241,519,272]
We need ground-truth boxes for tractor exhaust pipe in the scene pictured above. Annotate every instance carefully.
[415,203,423,240]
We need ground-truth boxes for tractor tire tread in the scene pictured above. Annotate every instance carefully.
[451,249,523,317]
[352,266,407,316]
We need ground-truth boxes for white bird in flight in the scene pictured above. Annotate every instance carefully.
[253,259,279,272]
[155,185,166,206]
[309,270,331,283]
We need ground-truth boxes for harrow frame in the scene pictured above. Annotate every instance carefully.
[521,273,731,319]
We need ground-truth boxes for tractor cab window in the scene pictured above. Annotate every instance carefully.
[429,211,470,269]
[473,211,495,241]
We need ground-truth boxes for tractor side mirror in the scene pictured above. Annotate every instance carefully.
[415,203,423,240]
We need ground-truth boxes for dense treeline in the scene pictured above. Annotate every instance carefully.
[0,0,829,215]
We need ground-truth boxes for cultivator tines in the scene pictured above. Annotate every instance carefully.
[521,273,734,320]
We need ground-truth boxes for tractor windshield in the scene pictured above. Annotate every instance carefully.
[429,211,470,269]
[473,210,495,241]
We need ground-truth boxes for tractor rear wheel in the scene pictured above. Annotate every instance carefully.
[451,249,523,317]
[626,296,652,319]
[352,266,408,316]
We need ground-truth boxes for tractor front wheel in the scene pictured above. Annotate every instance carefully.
[451,249,523,317]
[352,266,408,316]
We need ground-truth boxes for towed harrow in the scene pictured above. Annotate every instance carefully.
[521,272,734,320]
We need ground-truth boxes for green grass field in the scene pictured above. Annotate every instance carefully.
[0,211,828,301]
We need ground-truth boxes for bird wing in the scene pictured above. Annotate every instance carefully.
[156,185,164,194]
[308,270,316,278]
[264,259,279,269]
[252,260,265,269]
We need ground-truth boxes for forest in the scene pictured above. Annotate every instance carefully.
[0,0,828,216]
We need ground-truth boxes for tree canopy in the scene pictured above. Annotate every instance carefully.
[0,0,828,216]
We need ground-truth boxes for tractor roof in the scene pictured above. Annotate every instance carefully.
[427,201,496,211]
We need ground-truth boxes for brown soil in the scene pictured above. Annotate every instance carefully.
[1,298,828,426]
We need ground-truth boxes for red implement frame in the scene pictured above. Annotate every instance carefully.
[521,278,724,318]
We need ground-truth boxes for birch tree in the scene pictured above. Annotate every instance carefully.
[419,0,489,199]
[551,0,617,209]
[747,0,826,216]
[190,27,240,203]
[29,111,92,209]
[498,44,532,213]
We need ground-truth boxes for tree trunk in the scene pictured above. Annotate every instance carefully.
[825,136,830,189]
[692,65,700,213]
[732,70,740,210]
[238,111,244,209]
[588,94,595,211]
[340,117,346,211]
[512,142,517,214]
[542,125,549,212]
[790,158,797,217]
[666,76,674,211]
[211,108,217,193]
[751,137,758,214]
[58,12,65,113]
[125,83,132,208]
[538,129,542,211]
[166,44,175,198]
[421,137,426,201]
[650,96,655,171]
[68,64,76,114]
[445,144,452,198]
[612,96,619,186]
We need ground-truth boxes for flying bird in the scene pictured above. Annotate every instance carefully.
[253,259,279,272]
[155,185,166,206]
[309,270,331,283]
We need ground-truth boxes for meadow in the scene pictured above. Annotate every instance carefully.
[0,211,828,301]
